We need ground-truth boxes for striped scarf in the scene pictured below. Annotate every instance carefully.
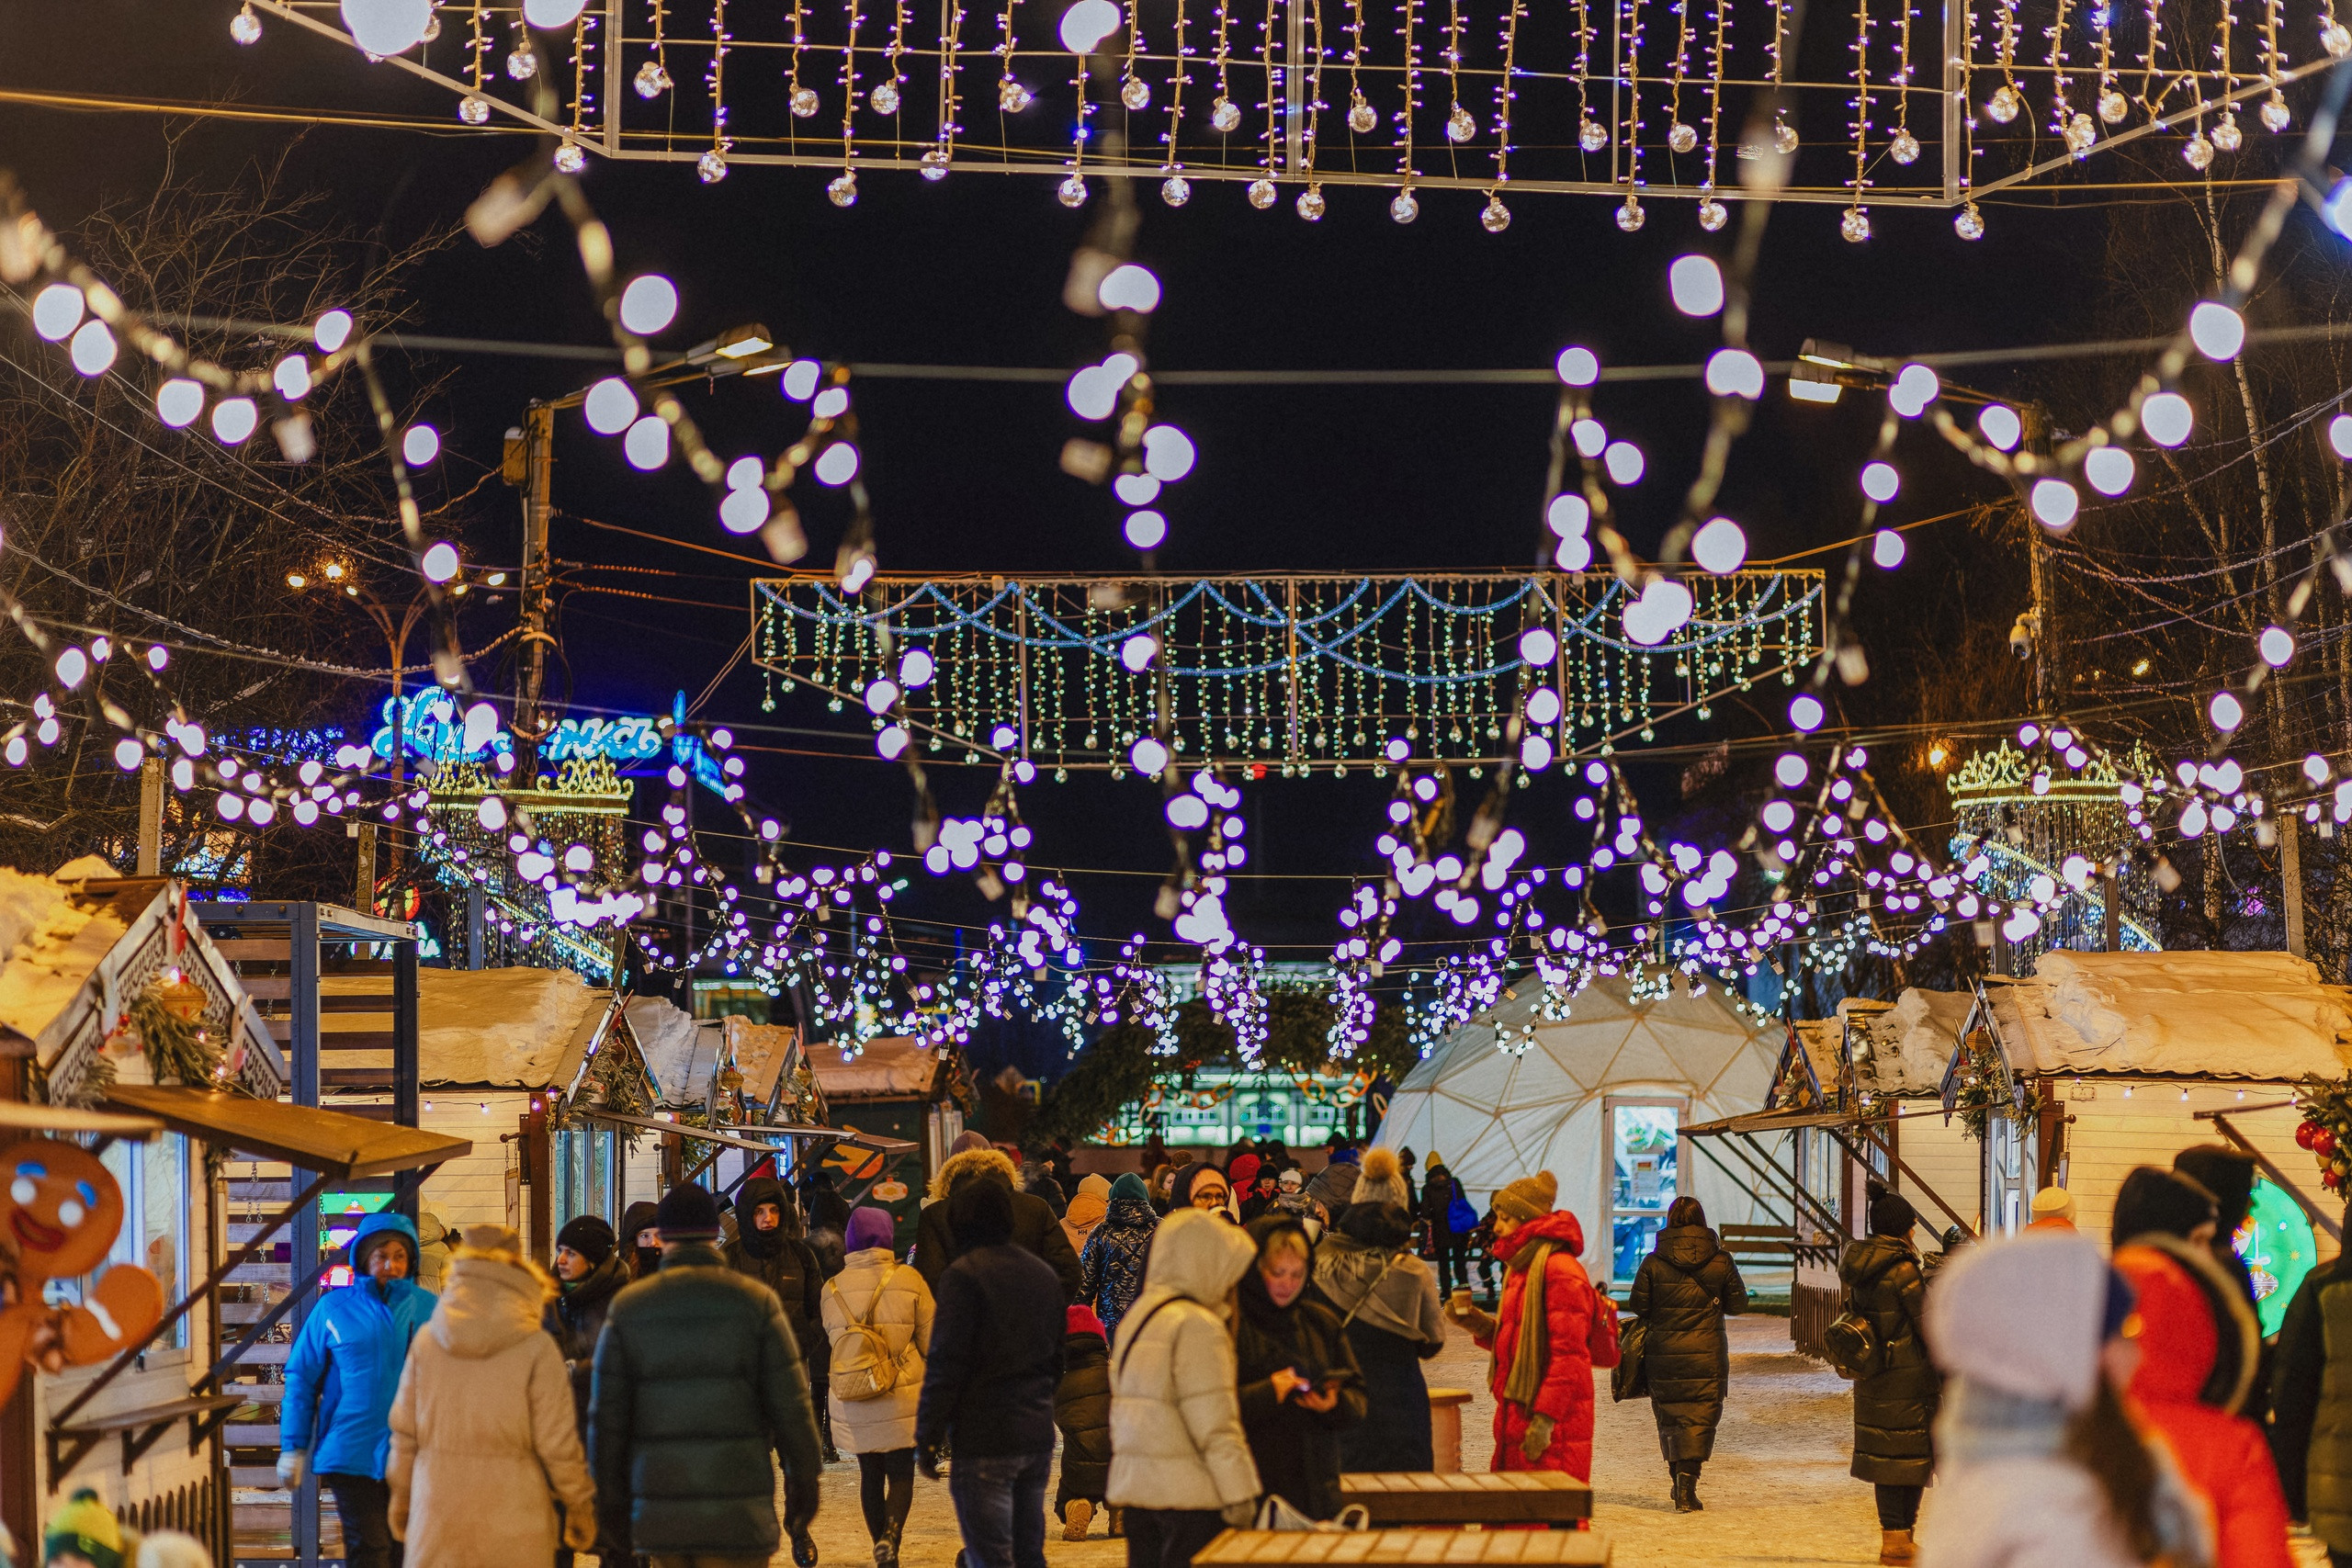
[1498,1239,1556,1408]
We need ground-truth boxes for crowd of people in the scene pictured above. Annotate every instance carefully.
[1812,1145,2352,1568]
[46,1126,2349,1568]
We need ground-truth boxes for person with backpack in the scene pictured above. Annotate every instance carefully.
[1837,1189,1939,1566]
[1627,1195,1747,1513]
[1418,1157,1471,1295]
[1054,1305,1114,1540]
[1080,1173,1159,1336]
[822,1205,934,1568]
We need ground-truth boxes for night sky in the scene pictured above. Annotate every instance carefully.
[2,2,2139,1058]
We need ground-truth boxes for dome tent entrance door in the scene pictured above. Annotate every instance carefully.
[1607,1098,1684,1286]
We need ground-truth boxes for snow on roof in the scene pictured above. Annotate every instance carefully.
[1861,951,2352,1089]
[2001,950,2352,1079]
[0,856,138,1052]
[723,1017,799,1104]
[1852,989,1974,1096]
[625,995,723,1106]
[320,965,610,1088]
[808,1034,942,1099]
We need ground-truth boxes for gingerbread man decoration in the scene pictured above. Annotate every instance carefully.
[0,1138,165,1405]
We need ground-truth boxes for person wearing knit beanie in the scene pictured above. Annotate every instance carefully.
[1493,1170,1558,1223]
[653,1182,723,1240]
[555,1214,616,1270]
[1353,1148,1411,1210]
[1306,1162,1359,1220]
[44,1489,125,1568]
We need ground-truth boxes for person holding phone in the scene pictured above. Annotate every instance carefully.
[1233,1215,1366,1520]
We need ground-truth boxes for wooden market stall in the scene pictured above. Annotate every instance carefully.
[1695,948,2352,1359]
[806,1035,962,1247]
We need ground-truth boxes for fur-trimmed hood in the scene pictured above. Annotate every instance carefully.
[2115,1231,2261,1416]
[927,1145,1017,1203]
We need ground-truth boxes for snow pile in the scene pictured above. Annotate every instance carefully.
[808,1034,941,1099]
[2011,950,2352,1079]
[0,856,135,1060]
[1856,989,1975,1095]
[321,964,607,1087]
[724,1016,799,1103]
[626,995,723,1106]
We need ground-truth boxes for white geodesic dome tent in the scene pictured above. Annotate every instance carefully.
[1375,974,1781,1289]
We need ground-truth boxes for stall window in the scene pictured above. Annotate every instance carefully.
[1606,1099,1684,1284]
[554,1126,618,1230]
[67,1135,193,1350]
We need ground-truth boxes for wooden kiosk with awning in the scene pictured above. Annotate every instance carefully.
[36,1088,471,1567]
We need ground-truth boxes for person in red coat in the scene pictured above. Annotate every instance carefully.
[1448,1170,1621,1483]
[2110,1166,2292,1568]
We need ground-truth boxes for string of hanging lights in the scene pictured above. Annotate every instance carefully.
[243,0,2349,231]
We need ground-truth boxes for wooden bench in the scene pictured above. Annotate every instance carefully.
[1197,1529,1609,1564]
[1340,1472,1593,1528]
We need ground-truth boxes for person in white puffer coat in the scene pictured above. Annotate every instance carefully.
[1107,1208,1262,1568]
[822,1205,936,1568]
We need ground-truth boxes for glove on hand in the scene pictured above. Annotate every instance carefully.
[563,1506,597,1551]
[1521,1413,1555,1462]
[1220,1501,1259,1529]
[276,1450,309,1490]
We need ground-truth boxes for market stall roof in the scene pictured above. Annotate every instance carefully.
[102,1085,473,1178]
[626,995,724,1106]
[1860,951,2352,1089]
[0,860,284,1099]
[320,964,613,1089]
[577,1107,916,1155]
[808,1034,944,1100]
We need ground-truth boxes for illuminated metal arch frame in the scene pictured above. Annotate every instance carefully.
[752,569,1826,772]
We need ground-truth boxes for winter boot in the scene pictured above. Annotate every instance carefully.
[1671,1467,1702,1512]
[873,1537,898,1568]
[1107,1506,1125,1539]
[1064,1499,1094,1541]
[1879,1529,1917,1565]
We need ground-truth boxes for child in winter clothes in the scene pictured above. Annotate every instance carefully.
[1447,1171,1620,1483]
[1055,1304,1114,1540]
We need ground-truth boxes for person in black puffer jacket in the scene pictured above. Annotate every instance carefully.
[589,1183,824,1564]
[727,1175,835,1460]
[1234,1214,1367,1520]
[1627,1196,1747,1513]
[1080,1173,1159,1335]
[546,1215,630,1430]
[1054,1304,1114,1540]
[1838,1189,1939,1566]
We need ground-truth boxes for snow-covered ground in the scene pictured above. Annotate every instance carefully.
[772,1305,2325,1567]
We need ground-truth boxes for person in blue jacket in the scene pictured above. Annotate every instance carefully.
[279,1211,437,1568]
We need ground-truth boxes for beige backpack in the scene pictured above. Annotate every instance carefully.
[827,1264,920,1401]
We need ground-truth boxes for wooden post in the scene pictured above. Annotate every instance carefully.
[2283,814,2308,959]
[354,822,378,915]
[524,1100,553,1266]
[137,757,164,874]
[2102,868,2122,953]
